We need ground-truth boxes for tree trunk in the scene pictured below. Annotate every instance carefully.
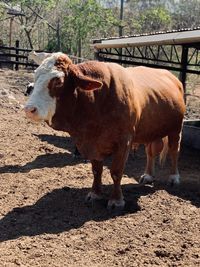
[25,29,33,50]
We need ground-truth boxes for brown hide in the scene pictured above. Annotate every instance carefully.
[49,59,185,161]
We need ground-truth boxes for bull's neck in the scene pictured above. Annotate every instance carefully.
[51,90,77,132]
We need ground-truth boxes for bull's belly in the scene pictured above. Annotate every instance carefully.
[73,131,117,161]
[76,140,114,161]
[51,118,128,161]
[134,120,182,144]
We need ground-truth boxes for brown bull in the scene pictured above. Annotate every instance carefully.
[24,53,185,209]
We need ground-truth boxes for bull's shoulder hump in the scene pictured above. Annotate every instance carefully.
[77,61,126,80]
[77,61,109,75]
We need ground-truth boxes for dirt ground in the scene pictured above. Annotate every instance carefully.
[0,69,200,267]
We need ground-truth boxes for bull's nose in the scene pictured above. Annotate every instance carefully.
[24,106,38,116]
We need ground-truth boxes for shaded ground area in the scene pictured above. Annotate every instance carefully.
[0,69,200,266]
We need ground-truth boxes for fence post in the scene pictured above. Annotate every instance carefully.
[15,40,19,71]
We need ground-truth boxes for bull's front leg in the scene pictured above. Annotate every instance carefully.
[85,160,103,203]
[108,136,132,210]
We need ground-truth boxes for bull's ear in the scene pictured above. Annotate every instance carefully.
[69,64,102,91]
[48,76,65,97]
[75,75,102,91]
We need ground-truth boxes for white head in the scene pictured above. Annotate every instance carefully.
[24,52,72,125]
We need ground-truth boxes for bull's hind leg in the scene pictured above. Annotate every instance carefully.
[86,160,103,202]
[108,136,132,210]
[140,139,164,184]
[168,131,182,185]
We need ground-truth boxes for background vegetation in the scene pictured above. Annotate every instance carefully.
[0,0,199,58]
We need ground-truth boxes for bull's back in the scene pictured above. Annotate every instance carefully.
[128,67,185,143]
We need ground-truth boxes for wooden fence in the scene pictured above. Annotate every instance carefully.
[0,40,38,70]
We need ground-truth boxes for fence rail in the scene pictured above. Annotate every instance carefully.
[0,41,37,70]
[0,41,89,70]
[0,41,38,70]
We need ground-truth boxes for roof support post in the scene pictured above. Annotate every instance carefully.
[94,49,100,61]
[118,0,124,61]
[179,45,189,100]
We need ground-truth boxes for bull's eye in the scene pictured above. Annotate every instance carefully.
[48,86,57,98]
[48,77,64,98]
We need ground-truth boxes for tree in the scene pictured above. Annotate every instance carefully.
[124,0,172,34]
[171,0,200,29]
[60,0,118,57]
[138,7,171,33]
[0,2,9,45]
[0,0,56,48]
[1,0,198,59]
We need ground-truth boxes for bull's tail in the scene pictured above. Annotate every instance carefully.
[159,136,168,167]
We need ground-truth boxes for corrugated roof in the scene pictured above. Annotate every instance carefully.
[92,27,200,49]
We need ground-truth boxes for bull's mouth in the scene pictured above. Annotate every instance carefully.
[26,117,42,124]
[25,113,43,123]
[25,112,55,127]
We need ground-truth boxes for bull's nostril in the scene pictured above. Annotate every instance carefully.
[30,107,37,114]
[24,106,37,115]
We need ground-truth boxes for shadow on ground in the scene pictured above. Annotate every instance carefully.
[0,152,81,174]
[0,135,199,242]
[0,184,154,242]
[33,134,74,151]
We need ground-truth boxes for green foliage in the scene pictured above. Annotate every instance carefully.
[60,0,118,57]
[0,0,199,57]
[120,1,173,36]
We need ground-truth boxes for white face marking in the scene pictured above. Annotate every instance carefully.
[25,53,65,124]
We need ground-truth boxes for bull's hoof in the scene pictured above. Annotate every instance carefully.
[168,174,180,186]
[107,199,125,211]
[72,153,81,160]
[139,173,154,184]
[85,191,102,204]
[72,152,88,163]
[72,147,82,160]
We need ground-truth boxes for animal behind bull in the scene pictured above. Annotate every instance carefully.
[28,51,52,65]
[25,82,34,96]
[24,52,185,210]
